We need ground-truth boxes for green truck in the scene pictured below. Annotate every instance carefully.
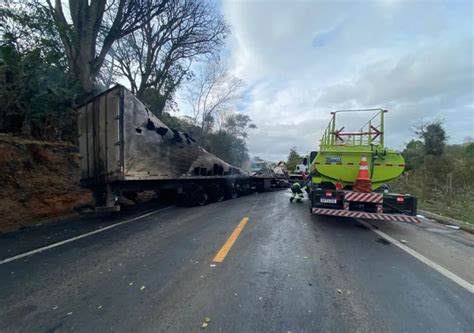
[308,109,419,223]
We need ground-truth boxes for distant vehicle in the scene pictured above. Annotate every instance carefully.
[288,158,309,184]
[250,159,289,188]
[308,109,419,223]
[294,163,308,174]
[77,85,275,210]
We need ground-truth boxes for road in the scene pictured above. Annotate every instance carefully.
[1,190,473,332]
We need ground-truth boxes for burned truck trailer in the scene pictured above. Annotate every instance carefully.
[77,85,270,211]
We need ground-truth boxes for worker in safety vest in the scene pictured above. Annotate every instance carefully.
[290,182,308,202]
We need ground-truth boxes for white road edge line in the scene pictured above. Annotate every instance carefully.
[0,205,175,265]
[357,219,474,294]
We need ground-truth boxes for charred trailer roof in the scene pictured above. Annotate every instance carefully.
[77,85,247,188]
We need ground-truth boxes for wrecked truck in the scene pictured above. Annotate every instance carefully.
[77,85,272,211]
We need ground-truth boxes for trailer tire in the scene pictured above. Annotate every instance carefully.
[192,188,208,206]
[225,184,238,200]
[122,191,138,203]
[93,191,107,207]
[207,185,225,203]
[215,186,225,202]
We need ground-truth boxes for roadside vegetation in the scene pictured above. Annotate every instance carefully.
[286,148,304,173]
[0,0,253,168]
[284,121,473,224]
[392,120,474,224]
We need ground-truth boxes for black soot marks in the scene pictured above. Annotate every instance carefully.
[146,119,156,130]
[184,132,196,143]
[156,127,168,138]
[136,127,143,134]
[170,128,183,143]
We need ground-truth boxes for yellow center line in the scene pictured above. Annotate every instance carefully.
[212,217,249,263]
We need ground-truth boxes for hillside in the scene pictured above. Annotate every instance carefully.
[0,135,92,232]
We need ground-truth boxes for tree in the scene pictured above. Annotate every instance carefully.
[185,58,244,132]
[222,113,257,139]
[466,143,474,158]
[44,0,169,93]
[112,0,228,116]
[204,131,249,167]
[402,139,424,170]
[287,148,303,172]
[0,5,82,139]
[414,119,447,156]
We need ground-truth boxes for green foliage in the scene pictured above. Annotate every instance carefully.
[204,131,249,167]
[159,112,251,168]
[0,4,85,140]
[396,121,473,223]
[0,38,83,140]
[402,139,424,170]
[222,113,256,139]
[287,148,303,172]
[414,119,447,156]
[463,143,474,158]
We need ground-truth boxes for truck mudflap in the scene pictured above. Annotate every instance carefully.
[312,208,420,223]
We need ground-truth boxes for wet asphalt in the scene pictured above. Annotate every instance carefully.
[0,190,473,332]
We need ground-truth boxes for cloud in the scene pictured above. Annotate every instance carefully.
[219,0,473,161]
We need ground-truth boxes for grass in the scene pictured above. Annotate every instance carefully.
[392,173,474,225]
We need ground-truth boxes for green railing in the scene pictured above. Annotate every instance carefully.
[320,109,386,150]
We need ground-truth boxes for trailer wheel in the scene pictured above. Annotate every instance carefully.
[93,191,107,207]
[122,191,138,203]
[215,186,225,202]
[206,185,225,203]
[193,188,208,206]
[225,184,238,200]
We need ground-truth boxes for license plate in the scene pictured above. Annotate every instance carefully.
[320,198,337,204]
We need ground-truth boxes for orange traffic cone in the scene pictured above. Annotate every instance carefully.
[353,156,372,192]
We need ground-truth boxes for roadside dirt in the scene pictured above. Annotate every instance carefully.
[0,134,92,233]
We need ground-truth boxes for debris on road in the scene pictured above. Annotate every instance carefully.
[140,286,146,291]
[66,312,72,316]
[446,225,460,230]
[201,318,211,329]
[97,305,103,310]
[52,306,58,310]
[210,264,216,267]
[129,282,134,286]
[337,289,343,294]
[400,239,407,244]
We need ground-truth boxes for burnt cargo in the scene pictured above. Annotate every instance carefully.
[77,85,270,210]
[78,85,246,187]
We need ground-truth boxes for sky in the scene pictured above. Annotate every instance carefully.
[202,0,474,162]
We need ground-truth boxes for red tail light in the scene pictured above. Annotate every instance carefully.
[325,191,332,197]
[396,196,404,203]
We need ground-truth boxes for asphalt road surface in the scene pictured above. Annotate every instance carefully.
[1,190,473,332]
